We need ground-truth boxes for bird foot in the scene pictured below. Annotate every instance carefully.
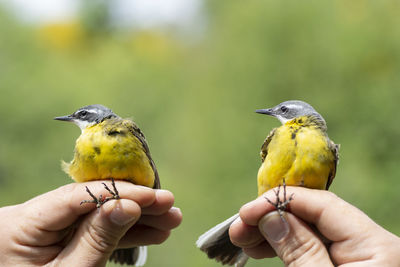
[80,178,120,208]
[264,178,294,218]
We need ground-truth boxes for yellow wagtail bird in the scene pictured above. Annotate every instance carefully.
[55,104,160,266]
[196,100,339,266]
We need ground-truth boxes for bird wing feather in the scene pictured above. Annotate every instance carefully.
[325,140,339,190]
[124,120,161,189]
[260,128,276,163]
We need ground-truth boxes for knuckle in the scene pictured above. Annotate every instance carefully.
[84,224,118,254]
[281,238,323,265]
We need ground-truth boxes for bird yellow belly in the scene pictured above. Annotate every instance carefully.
[257,121,334,196]
[64,121,155,188]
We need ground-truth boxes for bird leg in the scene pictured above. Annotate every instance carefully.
[80,186,104,208]
[101,178,121,204]
[264,178,294,218]
[80,178,120,208]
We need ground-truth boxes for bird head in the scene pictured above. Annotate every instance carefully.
[54,104,117,131]
[256,100,324,125]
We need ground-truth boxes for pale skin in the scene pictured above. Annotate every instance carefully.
[0,181,182,267]
[230,187,400,266]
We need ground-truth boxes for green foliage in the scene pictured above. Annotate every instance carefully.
[0,1,399,266]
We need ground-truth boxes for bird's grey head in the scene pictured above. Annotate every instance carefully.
[255,100,324,124]
[54,104,118,130]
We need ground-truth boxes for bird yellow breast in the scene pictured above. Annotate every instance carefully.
[257,117,335,196]
[64,120,155,187]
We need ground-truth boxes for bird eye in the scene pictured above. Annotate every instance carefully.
[78,110,88,117]
[280,106,288,113]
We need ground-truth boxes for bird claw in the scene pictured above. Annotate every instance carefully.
[264,178,294,218]
[80,178,120,208]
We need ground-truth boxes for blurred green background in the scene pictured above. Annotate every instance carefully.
[1,1,399,266]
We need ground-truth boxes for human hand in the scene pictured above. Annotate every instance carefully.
[0,181,182,267]
[230,187,400,266]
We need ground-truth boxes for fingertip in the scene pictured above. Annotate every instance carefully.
[169,207,183,227]
[137,206,183,231]
[229,217,264,248]
[228,217,243,244]
[155,189,175,206]
[239,196,274,226]
[239,200,255,222]
[229,216,242,233]
[130,185,157,208]
[170,206,181,215]
[141,190,175,215]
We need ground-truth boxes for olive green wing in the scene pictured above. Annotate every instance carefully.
[123,119,161,189]
[260,128,277,163]
[325,140,339,190]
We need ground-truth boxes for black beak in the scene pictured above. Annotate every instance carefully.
[255,108,274,116]
[54,115,73,121]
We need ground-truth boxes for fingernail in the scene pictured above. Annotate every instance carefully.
[231,217,242,227]
[110,205,136,226]
[155,189,173,198]
[170,207,181,214]
[259,211,290,242]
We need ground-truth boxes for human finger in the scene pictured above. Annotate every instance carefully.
[138,207,182,231]
[118,225,172,248]
[22,182,155,232]
[229,217,264,248]
[141,189,174,216]
[259,211,332,266]
[242,241,276,259]
[56,199,141,267]
[239,196,277,226]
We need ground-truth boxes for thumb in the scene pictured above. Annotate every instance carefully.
[59,199,141,267]
[258,211,333,267]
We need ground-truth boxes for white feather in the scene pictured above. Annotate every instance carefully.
[275,115,290,124]
[72,119,96,131]
[135,246,147,267]
[196,213,239,248]
[235,253,249,267]
[285,103,302,110]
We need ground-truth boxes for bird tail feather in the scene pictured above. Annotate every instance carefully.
[196,214,248,266]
